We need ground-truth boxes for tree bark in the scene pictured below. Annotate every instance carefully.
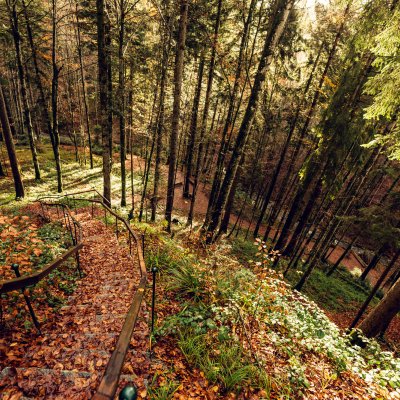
[358,270,400,338]
[7,0,41,180]
[165,0,189,231]
[51,0,63,193]
[204,0,257,228]
[118,0,126,206]
[183,55,205,198]
[151,0,172,222]
[0,84,24,198]
[75,2,93,168]
[205,0,295,243]
[97,0,112,205]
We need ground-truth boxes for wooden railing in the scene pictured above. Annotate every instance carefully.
[36,189,147,400]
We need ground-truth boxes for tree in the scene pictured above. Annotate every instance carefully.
[51,0,63,193]
[0,84,24,198]
[358,275,400,338]
[204,0,295,243]
[152,0,173,222]
[96,0,112,205]
[7,0,41,181]
[165,0,189,231]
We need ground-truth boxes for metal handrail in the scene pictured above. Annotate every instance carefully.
[0,201,83,334]
[37,190,147,399]
[0,244,83,294]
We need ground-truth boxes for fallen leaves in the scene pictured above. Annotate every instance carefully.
[1,205,146,399]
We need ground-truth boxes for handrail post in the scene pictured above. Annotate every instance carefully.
[75,250,82,278]
[151,266,158,334]
[11,264,41,334]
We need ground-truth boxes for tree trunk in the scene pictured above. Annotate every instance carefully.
[350,249,400,330]
[165,0,189,231]
[204,0,257,229]
[75,2,93,169]
[8,0,41,180]
[188,0,223,226]
[358,272,400,338]
[183,54,205,198]
[326,237,358,276]
[118,0,126,206]
[205,0,294,244]
[360,244,388,281]
[51,0,63,193]
[151,0,172,222]
[97,0,112,205]
[0,84,24,198]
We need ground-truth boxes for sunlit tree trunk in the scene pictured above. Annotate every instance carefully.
[188,0,223,226]
[7,0,41,180]
[74,1,93,168]
[51,0,63,193]
[204,0,257,229]
[118,0,127,206]
[151,0,172,222]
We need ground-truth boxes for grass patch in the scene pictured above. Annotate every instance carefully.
[228,236,259,267]
[286,265,378,312]
[178,329,270,394]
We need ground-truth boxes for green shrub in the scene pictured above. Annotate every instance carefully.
[167,262,206,301]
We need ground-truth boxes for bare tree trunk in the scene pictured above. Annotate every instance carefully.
[204,0,257,228]
[350,249,400,330]
[358,273,400,338]
[165,0,189,231]
[0,84,24,198]
[7,0,41,180]
[51,0,63,193]
[74,1,93,168]
[183,54,205,198]
[205,0,295,243]
[152,0,172,221]
[188,0,223,226]
[97,0,112,205]
[23,0,53,146]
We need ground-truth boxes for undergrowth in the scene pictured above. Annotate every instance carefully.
[145,224,400,399]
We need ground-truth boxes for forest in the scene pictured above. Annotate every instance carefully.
[0,0,400,398]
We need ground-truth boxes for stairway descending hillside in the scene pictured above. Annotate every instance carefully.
[0,207,149,399]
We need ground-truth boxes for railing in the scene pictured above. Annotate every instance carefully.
[36,189,147,400]
[0,202,83,334]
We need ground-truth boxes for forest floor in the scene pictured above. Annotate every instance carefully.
[126,152,400,352]
[0,143,399,399]
[1,203,399,399]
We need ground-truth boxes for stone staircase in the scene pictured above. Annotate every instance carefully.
[0,208,149,399]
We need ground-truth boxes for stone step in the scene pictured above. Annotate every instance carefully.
[0,366,136,399]
[38,332,118,350]
[21,347,111,372]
